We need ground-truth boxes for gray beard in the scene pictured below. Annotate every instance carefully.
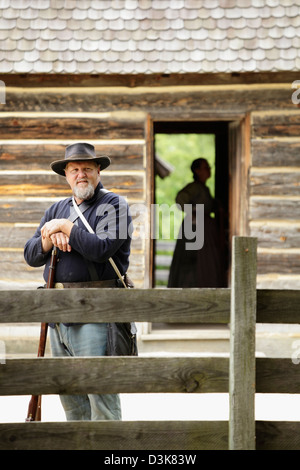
[73,182,95,201]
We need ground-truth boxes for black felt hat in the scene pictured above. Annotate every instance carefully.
[50,143,111,176]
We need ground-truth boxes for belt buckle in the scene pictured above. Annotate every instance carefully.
[54,283,64,289]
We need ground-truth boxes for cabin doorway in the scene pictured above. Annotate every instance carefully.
[152,120,231,288]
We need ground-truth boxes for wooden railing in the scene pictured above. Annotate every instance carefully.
[0,237,299,450]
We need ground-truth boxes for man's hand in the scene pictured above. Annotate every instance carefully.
[41,219,74,253]
[50,232,72,252]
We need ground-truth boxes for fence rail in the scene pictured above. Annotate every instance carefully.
[0,236,300,450]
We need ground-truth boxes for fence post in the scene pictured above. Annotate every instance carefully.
[229,236,257,450]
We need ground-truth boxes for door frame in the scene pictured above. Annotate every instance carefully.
[140,113,250,338]
[146,113,251,288]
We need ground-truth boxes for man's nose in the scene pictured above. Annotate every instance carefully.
[77,169,87,177]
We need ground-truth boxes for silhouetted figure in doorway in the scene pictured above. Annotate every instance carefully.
[168,158,226,288]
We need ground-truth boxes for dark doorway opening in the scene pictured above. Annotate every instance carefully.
[153,120,230,288]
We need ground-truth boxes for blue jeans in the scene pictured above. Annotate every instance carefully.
[50,323,121,421]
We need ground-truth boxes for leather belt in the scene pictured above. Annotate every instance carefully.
[54,279,118,289]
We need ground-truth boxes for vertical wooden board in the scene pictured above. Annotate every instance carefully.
[229,236,257,450]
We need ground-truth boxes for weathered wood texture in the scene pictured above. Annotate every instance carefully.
[0,421,229,451]
[0,251,144,289]
[2,71,299,87]
[0,172,144,198]
[1,420,300,451]
[0,357,229,396]
[0,116,145,139]
[1,288,300,450]
[1,238,300,450]
[250,196,300,220]
[0,287,299,323]
[3,85,296,113]
[1,356,300,397]
[256,422,300,451]
[229,237,257,450]
[257,250,300,274]
[250,169,300,196]
[0,288,231,323]
[0,142,144,170]
[251,139,300,167]
[252,112,300,137]
[250,221,300,248]
[250,111,300,289]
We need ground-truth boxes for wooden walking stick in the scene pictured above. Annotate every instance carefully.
[26,247,58,422]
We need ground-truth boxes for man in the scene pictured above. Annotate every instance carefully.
[24,142,132,421]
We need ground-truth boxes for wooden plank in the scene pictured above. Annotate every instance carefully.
[0,142,144,171]
[0,288,231,323]
[256,421,300,450]
[257,250,300,274]
[256,358,300,393]
[0,357,229,396]
[0,195,147,223]
[252,112,300,138]
[3,86,295,114]
[3,71,299,88]
[0,250,43,281]
[250,221,300,248]
[3,71,300,87]
[250,196,300,220]
[251,139,300,167]
[0,198,56,223]
[229,236,257,450]
[0,224,39,248]
[0,116,145,139]
[0,172,144,198]
[250,169,300,196]
[0,250,143,285]
[0,421,228,450]
[256,289,300,324]
[0,288,298,324]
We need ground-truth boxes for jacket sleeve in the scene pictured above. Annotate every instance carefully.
[24,213,51,267]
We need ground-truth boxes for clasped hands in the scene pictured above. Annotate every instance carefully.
[41,218,74,253]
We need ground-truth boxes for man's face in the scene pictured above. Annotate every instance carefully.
[65,161,100,202]
[195,160,211,183]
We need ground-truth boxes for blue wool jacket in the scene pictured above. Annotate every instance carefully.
[24,182,132,284]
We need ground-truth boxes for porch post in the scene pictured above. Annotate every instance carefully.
[229,236,257,450]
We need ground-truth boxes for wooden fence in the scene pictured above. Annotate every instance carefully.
[0,236,300,450]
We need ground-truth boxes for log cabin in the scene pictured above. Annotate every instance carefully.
[0,1,299,352]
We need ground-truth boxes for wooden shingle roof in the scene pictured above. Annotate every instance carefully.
[1,0,300,74]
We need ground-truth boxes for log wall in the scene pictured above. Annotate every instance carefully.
[250,110,300,289]
[0,80,299,289]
